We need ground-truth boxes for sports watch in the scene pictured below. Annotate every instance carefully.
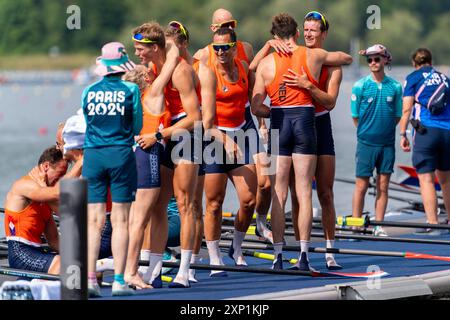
[155,131,163,142]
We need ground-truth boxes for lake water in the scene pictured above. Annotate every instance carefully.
[0,66,434,237]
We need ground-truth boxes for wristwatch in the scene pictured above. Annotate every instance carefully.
[155,131,163,142]
[399,132,407,138]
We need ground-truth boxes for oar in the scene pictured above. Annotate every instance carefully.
[367,191,446,212]
[285,222,374,235]
[222,225,450,245]
[0,266,58,281]
[317,216,450,231]
[138,260,388,279]
[235,244,450,263]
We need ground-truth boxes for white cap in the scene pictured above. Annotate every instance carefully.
[62,111,86,154]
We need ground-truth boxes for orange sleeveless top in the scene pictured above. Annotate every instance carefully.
[153,59,200,121]
[5,186,52,247]
[140,87,171,135]
[314,66,330,115]
[266,46,314,108]
[209,55,248,129]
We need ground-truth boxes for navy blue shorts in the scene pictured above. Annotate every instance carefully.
[83,146,137,203]
[269,107,316,156]
[203,125,258,174]
[98,214,112,259]
[135,143,163,189]
[355,141,395,177]
[161,117,202,169]
[413,126,450,174]
[316,112,335,156]
[8,241,56,273]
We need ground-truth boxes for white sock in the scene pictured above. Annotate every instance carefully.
[140,249,151,262]
[273,242,283,258]
[233,230,246,258]
[174,250,191,286]
[325,240,335,260]
[300,240,310,261]
[189,254,200,282]
[96,258,114,272]
[143,253,162,283]
[138,250,151,276]
[206,240,222,265]
[256,214,273,243]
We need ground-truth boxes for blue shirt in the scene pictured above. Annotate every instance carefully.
[403,66,450,131]
[351,74,403,146]
[82,76,142,148]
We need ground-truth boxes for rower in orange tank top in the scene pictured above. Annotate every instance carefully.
[266,46,315,108]
[4,178,53,247]
[207,50,248,130]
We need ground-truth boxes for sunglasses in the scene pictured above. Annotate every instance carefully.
[212,42,236,52]
[304,11,328,30]
[169,20,189,41]
[367,57,381,64]
[212,19,237,29]
[132,33,157,44]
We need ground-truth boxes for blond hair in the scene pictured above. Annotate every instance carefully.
[132,22,165,48]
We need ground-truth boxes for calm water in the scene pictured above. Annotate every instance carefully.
[0,67,434,237]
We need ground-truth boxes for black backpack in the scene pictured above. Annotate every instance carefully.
[415,69,449,115]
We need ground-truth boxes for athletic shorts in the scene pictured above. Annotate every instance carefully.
[316,112,335,156]
[413,126,450,174]
[135,143,164,189]
[98,214,112,259]
[269,107,317,156]
[8,241,56,273]
[161,116,202,169]
[245,106,266,154]
[203,125,257,174]
[83,146,137,203]
[355,141,395,177]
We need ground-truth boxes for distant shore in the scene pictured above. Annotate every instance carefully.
[0,54,97,71]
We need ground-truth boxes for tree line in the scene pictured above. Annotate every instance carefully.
[0,0,449,65]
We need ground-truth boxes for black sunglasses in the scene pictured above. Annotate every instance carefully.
[367,57,381,64]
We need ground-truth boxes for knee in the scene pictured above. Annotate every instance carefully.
[241,196,257,213]
[206,198,223,215]
[317,188,333,207]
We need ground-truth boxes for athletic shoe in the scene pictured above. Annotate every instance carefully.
[111,281,134,296]
[272,253,283,270]
[162,250,179,275]
[150,272,163,288]
[168,280,190,289]
[88,281,102,298]
[325,256,343,270]
[414,227,442,236]
[291,252,316,272]
[373,226,389,237]
[209,270,228,277]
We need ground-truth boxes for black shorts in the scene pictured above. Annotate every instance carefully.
[316,112,335,156]
[413,126,450,173]
[269,107,317,156]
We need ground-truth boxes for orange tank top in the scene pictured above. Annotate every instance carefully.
[207,40,249,66]
[140,87,171,135]
[266,46,315,108]
[209,56,248,129]
[5,195,52,247]
[314,66,330,115]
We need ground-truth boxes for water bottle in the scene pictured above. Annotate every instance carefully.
[23,286,34,300]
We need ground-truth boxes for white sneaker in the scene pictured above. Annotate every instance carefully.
[111,281,134,296]
[373,226,388,237]
[88,281,102,298]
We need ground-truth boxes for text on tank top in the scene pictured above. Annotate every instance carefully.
[266,46,315,108]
